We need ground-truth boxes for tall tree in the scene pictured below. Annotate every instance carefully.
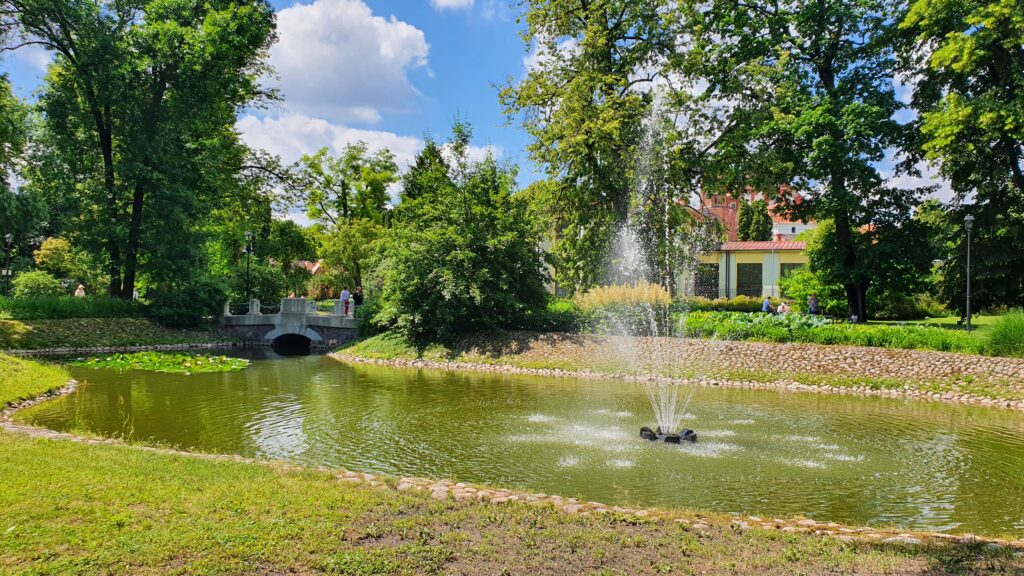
[900,0,1024,312]
[500,0,673,292]
[3,0,277,298]
[291,144,398,228]
[684,0,926,320]
[747,199,773,242]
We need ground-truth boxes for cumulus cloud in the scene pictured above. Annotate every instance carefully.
[270,0,429,124]
[430,0,474,10]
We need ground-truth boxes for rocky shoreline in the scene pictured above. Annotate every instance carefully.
[330,352,1024,412]
[2,342,239,357]
[3,379,1022,551]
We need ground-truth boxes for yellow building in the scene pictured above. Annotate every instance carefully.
[696,241,808,299]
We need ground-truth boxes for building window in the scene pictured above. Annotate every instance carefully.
[791,226,796,234]
[695,264,719,299]
[736,263,762,297]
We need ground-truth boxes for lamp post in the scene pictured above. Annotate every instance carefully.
[243,230,253,302]
[2,233,13,296]
[964,214,975,332]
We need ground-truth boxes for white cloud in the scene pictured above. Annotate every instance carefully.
[431,0,474,10]
[15,44,51,71]
[238,113,504,202]
[237,113,423,168]
[271,0,429,124]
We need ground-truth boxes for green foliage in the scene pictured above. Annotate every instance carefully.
[146,276,228,328]
[9,318,232,350]
[354,292,382,338]
[986,309,1024,358]
[871,292,948,321]
[900,0,1024,313]
[291,144,398,227]
[70,352,249,374]
[11,270,64,298]
[0,295,140,320]
[679,295,779,314]
[375,124,548,344]
[512,298,587,333]
[679,311,985,354]
[231,262,286,304]
[738,198,772,242]
[0,319,30,349]
[777,267,847,316]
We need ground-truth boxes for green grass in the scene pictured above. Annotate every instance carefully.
[0,353,70,406]
[2,355,1022,574]
[1,317,234,350]
[0,295,141,320]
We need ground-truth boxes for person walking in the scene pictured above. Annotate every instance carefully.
[341,287,351,316]
[807,293,819,316]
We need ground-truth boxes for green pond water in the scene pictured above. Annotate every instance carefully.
[18,349,1024,536]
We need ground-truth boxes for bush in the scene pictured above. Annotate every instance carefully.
[678,295,773,313]
[0,296,140,320]
[871,292,948,321]
[146,276,228,328]
[986,309,1024,358]
[11,271,64,298]
[575,283,672,336]
[678,311,983,354]
[355,293,382,337]
[513,298,591,332]
[0,319,30,348]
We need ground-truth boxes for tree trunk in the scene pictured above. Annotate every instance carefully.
[84,91,122,297]
[120,183,145,299]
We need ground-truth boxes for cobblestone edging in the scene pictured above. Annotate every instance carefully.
[330,352,1024,412]
[2,342,240,357]
[2,382,1022,551]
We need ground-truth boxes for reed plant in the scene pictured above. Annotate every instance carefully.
[986,309,1024,358]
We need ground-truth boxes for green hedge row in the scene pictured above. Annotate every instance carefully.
[675,311,1024,356]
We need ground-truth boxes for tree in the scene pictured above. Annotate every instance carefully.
[737,196,752,241]
[374,122,548,344]
[900,0,1024,313]
[747,200,773,242]
[292,144,398,227]
[500,0,673,292]
[3,0,277,298]
[684,0,925,321]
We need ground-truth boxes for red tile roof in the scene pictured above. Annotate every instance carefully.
[718,241,807,251]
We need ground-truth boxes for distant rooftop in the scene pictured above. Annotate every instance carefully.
[716,241,807,251]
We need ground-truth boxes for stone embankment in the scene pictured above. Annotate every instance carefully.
[3,383,1022,552]
[3,342,238,357]
[333,332,1024,410]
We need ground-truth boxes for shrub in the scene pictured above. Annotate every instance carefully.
[11,270,64,298]
[678,295,773,313]
[986,309,1024,358]
[514,298,589,332]
[575,283,672,336]
[355,293,383,337]
[872,292,948,321]
[146,276,228,328]
[0,296,140,320]
[0,319,30,348]
[678,311,983,354]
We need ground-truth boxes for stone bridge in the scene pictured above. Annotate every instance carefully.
[219,298,358,349]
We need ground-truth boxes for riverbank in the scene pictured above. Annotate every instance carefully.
[335,332,1024,409]
[0,317,235,352]
[3,354,1023,573]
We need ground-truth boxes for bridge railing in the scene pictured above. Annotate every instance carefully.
[222,298,355,318]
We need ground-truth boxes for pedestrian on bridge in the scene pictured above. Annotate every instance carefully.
[341,287,351,316]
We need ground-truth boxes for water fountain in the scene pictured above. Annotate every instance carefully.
[608,89,703,445]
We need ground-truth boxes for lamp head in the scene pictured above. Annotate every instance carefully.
[3,233,12,244]
[244,230,253,241]
[964,214,975,232]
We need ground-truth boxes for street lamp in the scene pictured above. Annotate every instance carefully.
[964,214,975,332]
[243,230,254,302]
[2,233,13,296]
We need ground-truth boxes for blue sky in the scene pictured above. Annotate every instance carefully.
[1,0,948,207]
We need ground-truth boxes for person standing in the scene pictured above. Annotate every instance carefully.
[341,287,351,316]
[74,284,86,298]
[353,286,364,308]
[807,293,819,315]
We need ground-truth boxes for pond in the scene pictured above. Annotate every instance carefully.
[18,349,1024,536]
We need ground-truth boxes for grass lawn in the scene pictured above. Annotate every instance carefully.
[870,315,999,331]
[3,355,1023,574]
